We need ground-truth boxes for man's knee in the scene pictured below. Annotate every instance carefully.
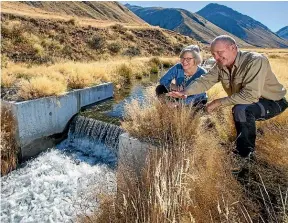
[232,104,252,122]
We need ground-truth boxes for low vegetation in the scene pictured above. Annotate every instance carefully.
[1,57,178,101]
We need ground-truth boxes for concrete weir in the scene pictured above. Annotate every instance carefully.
[2,83,113,160]
[118,133,150,175]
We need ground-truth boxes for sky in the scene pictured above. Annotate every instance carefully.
[121,1,288,32]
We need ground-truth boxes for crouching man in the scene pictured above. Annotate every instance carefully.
[168,35,288,170]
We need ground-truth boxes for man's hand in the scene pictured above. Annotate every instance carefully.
[167,91,187,99]
[206,99,222,113]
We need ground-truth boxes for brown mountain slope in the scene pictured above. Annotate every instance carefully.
[126,4,252,47]
[1,12,200,64]
[177,10,252,47]
[1,1,146,25]
[198,3,288,48]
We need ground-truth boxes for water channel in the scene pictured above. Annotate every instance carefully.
[1,74,160,222]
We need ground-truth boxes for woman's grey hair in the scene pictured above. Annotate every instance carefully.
[211,35,237,47]
[179,45,202,65]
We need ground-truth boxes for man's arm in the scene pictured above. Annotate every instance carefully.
[183,65,220,96]
[220,56,268,106]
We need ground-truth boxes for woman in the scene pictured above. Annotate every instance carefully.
[156,45,208,107]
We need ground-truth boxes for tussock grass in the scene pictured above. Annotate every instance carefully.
[1,105,18,176]
[1,71,17,88]
[18,76,67,100]
[2,57,176,100]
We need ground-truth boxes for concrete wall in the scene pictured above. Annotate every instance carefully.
[118,133,150,176]
[2,83,113,160]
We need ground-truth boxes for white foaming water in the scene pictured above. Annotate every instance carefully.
[1,149,116,223]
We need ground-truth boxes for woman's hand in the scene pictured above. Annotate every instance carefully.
[170,84,184,92]
[167,91,187,99]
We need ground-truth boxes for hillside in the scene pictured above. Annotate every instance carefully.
[125,4,251,47]
[1,1,145,25]
[1,12,199,64]
[197,3,288,48]
[276,26,288,40]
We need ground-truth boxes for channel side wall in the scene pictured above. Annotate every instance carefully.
[118,133,151,177]
[2,83,113,160]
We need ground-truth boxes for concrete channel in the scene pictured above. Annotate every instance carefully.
[2,83,113,160]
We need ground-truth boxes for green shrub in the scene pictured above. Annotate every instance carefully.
[150,64,159,74]
[123,46,141,57]
[116,64,133,83]
[107,42,122,54]
[88,35,106,50]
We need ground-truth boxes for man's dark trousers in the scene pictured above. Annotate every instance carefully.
[233,98,288,157]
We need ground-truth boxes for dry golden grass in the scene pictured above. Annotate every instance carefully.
[1,105,18,176]
[1,71,17,88]
[2,56,177,100]
[18,76,67,100]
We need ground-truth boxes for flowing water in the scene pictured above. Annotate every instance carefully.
[1,117,124,222]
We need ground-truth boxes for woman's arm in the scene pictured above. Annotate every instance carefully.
[159,64,179,90]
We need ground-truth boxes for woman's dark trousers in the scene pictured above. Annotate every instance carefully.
[233,98,288,157]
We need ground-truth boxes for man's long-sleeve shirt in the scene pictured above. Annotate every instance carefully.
[183,51,287,106]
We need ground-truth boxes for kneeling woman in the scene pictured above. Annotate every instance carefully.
[156,45,208,107]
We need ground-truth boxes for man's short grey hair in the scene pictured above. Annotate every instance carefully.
[179,45,202,65]
[211,35,237,47]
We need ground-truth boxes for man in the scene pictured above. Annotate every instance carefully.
[168,35,288,166]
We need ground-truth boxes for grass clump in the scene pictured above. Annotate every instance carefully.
[18,76,67,100]
[107,42,122,54]
[1,71,16,88]
[67,69,99,89]
[1,105,18,176]
[88,35,106,50]
[115,64,133,84]
[123,46,141,57]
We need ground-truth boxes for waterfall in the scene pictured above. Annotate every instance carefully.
[70,116,124,150]
[57,116,124,168]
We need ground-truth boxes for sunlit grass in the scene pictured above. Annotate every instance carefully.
[2,56,177,100]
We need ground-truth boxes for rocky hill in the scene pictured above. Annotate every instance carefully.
[1,6,199,64]
[276,26,288,40]
[197,3,288,48]
[125,4,251,47]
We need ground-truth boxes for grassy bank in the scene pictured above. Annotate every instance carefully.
[1,56,178,101]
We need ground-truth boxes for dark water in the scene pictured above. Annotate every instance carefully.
[80,74,160,125]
